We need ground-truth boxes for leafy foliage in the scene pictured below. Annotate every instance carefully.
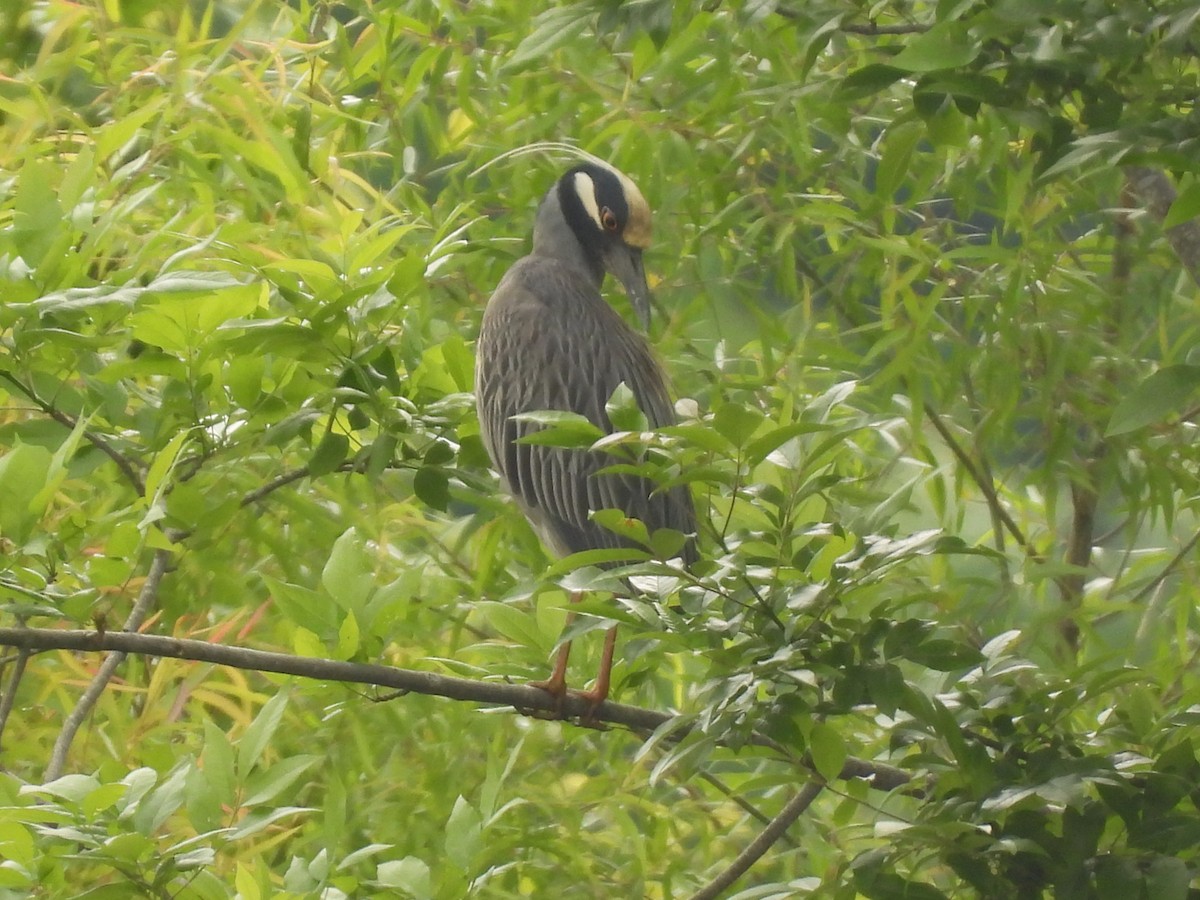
[2,0,1199,897]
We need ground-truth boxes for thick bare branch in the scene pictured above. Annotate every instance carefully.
[1125,166,1200,288]
[0,625,914,792]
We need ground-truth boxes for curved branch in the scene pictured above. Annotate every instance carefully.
[688,780,826,900]
[0,625,914,792]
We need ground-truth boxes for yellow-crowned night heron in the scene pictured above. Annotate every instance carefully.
[475,161,697,705]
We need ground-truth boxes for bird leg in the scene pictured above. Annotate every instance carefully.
[573,624,618,709]
[529,591,582,699]
[529,632,573,697]
[530,594,619,718]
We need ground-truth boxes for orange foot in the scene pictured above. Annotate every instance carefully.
[528,670,569,719]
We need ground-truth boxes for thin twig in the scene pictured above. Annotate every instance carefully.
[1,625,915,793]
[961,374,1008,558]
[924,403,1032,554]
[0,648,30,755]
[0,372,146,495]
[240,464,317,506]
[1127,527,1200,607]
[240,458,407,507]
[44,548,173,780]
[687,780,826,900]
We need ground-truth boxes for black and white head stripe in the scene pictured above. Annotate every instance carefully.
[558,162,652,249]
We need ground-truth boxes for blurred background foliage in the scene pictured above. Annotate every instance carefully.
[1,0,1200,897]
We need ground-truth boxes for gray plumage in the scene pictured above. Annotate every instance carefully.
[475,162,697,563]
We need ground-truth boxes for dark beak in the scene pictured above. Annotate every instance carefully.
[603,244,652,331]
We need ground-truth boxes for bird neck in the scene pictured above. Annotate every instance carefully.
[530,191,605,288]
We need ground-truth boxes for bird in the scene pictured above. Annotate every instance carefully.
[475,159,697,707]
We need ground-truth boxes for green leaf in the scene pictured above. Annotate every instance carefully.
[237,691,290,777]
[0,443,52,542]
[1163,182,1200,230]
[376,857,432,898]
[809,722,847,783]
[891,23,979,72]
[423,440,455,466]
[127,281,260,353]
[502,7,590,71]
[443,795,482,870]
[201,719,236,808]
[904,638,983,671]
[322,527,375,614]
[439,333,475,392]
[132,766,188,834]
[606,382,648,432]
[1106,365,1200,436]
[309,432,350,477]
[591,507,651,547]
[876,121,923,201]
[836,64,905,100]
[413,465,450,510]
[144,429,191,503]
[335,610,361,660]
[664,422,733,455]
[513,410,605,448]
[649,526,689,560]
[228,806,313,840]
[1144,856,1190,900]
[242,755,322,807]
[266,576,340,635]
[477,601,547,650]
[745,421,830,466]
[21,773,100,804]
[12,160,64,267]
[95,96,165,160]
[713,402,765,448]
[235,864,262,900]
[184,769,223,835]
[545,546,650,577]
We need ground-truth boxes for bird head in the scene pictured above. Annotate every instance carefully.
[549,162,654,330]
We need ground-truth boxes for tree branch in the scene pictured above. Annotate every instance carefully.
[0,647,30,754]
[924,402,1033,554]
[839,22,929,35]
[45,548,173,780]
[1125,166,1200,289]
[1,625,914,792]
[0,371,146,496]
[1128,526,1200,608]
[771,7,930,34]
[241,464,319,506]
[688,780,825,900]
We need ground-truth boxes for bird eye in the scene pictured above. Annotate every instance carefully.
[600,207,619,232]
